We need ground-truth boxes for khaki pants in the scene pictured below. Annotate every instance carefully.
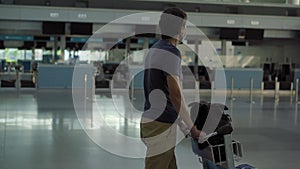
[140,119,178,169]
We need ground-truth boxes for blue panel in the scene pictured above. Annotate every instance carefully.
[2,35,33,41]
[72,65,94,88]
[130,67,144,89]
[294,69,300,90]
[138,39,144,44]
[22,61,31,72]
[37,64,93,89]
[215,68,227,90]
[70,37,88,43]
[89,37,103,43]
[133,71,144,89]
[215,68,263,89]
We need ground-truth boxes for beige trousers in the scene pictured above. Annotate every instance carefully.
[140,119,178,169]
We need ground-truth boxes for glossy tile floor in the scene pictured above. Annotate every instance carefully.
[0,89,300,169]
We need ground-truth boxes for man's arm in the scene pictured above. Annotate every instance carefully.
[167,75,201,139]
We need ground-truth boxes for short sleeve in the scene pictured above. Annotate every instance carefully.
[162,53,181,77]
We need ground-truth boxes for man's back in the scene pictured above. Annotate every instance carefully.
[143,39,182,123]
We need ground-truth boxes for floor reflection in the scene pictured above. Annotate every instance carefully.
[0,89,299,169]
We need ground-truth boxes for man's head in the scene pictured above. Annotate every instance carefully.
[159,7,187,41]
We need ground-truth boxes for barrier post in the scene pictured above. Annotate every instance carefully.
[91,75,94,128]
[92,76,95,102]
[290,82,294,104]
[195,80,199,90]
[261,82,264,95]
[211,81,215,94]
[110,79,114,89]
[275,77,279,100]
[296,78,299,103]
[230,76,234,100]
[84,74,87,100]
[84,74,88,124]
[131,75,135,100]
[249,77,253,103]
[16,69,20,90]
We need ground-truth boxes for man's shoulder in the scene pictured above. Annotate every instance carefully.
[152,40,180,56]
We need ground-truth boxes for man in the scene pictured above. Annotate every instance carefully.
[140,7,203,169]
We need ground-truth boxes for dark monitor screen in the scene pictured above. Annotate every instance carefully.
[70,22,93,35]
[34,36,50,41]
[232,41,246,46]
[263,63,271,71]
[0,41,4,49]
[23,41,34,49]
[22,61,31,72]
[198,66,208,75]
[263,63,275,73]
[102,63,119,74]
[36,42,47,48]
[66,42,85,50]
[219,28,240,40]
[282,64,290,75]
[245,29,264,40]
[42,22,65,35]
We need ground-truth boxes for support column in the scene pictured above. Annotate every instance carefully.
[31,47,35,72]
[194,40,200,80]
[60,35,66,61]
[221,40,227,56]
[53,36,58,63]
[125,38,131,65]
[143,37,149,61]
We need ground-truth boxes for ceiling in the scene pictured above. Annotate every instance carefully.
[1,0,299,17]
[0,0,293,8]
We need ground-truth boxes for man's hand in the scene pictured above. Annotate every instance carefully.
[190,126,206,141]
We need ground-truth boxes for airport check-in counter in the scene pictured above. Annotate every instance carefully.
[37,64,94,89]
[34,64,297,92]
[294,69,300,90]
[37,63,128,89]
[95,63,129,89]
[127,67,264,91]
[216,68,263,90]
[0,63,36,88]
[0,72,16,87]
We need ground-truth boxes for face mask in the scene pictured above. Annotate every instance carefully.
[180,30,187,41]
[180,25,187,42]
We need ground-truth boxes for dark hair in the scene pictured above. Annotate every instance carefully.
[159,7,187,40]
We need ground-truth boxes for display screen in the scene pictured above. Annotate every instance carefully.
[245,29,264,40]
[70,22,93,35]
[219,28,240,40]
[232,41,246,46]
[42,22,65,35]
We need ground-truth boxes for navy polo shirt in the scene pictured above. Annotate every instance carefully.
[143,39,182,124]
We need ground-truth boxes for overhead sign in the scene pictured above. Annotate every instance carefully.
[0,35,33,41]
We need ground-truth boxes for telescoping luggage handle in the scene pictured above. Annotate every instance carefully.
[178,120,233,142]
[198,124,233,143]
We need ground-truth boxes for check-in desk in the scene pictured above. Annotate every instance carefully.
[0,72,16,87]
[126,67,264,91]
[0,72,36,88]
[37,64,94,89]
[294,69,300,90]
[215,68,263,90]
